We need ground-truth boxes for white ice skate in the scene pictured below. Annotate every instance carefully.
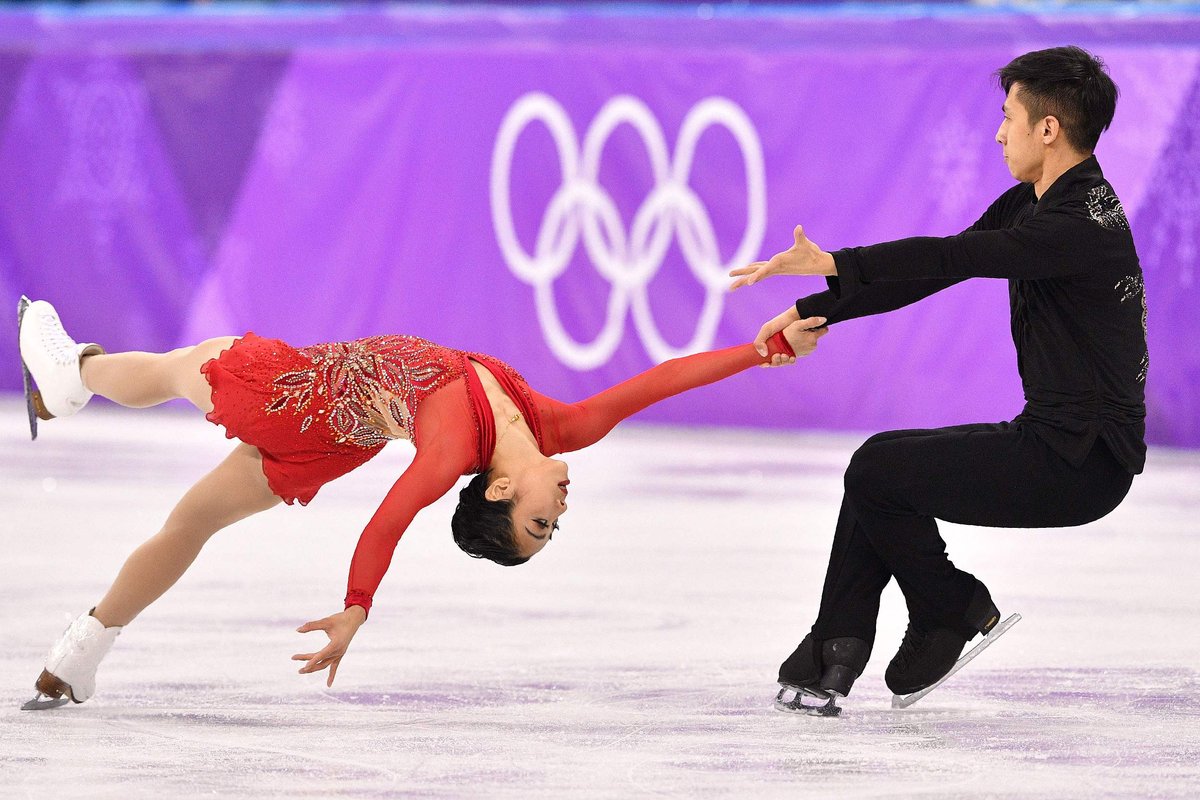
[17,296,105,440]
[22,612,122,710]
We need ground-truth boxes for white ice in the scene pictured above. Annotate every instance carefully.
[2,398,1199,798]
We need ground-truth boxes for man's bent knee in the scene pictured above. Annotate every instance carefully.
[844,440,900,501]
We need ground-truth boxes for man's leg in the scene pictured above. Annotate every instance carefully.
[811,426,969,645]
[779,428,964,698]
[831,422,1132,693]
[844,423,1131,630]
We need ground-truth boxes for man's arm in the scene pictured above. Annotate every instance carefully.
[729,186,1016,293]
[749,277,959,353]
[737,187,1024,346]
[795,276,964,326]
[833,206,1098,295]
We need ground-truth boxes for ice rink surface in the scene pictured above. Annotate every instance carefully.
[2,399,1198,798]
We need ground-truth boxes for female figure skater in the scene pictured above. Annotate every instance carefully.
[17,296,826,708]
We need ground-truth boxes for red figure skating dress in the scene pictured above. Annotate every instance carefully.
[201,331,794,615]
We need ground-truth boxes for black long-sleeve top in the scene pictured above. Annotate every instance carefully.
[796,156,1147,474]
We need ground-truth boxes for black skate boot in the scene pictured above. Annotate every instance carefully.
[885,579,1001,696]
[776,633,871,717]
[777,632,826,699]
[819,637,871,698]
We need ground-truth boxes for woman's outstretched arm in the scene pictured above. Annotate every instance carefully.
[292,438,471,685]
[341,444,469,616]
[542,323,820,454]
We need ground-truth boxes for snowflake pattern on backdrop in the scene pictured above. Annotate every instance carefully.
[927,113,982,221]
[52,61,151,260]
[1138,75,1200,289]
[1086,185,1130,231]
[260,81,305,175]
[1115,274,1149,383]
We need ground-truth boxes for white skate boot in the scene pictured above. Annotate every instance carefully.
[17,296,105,439]
[22,611,122,710]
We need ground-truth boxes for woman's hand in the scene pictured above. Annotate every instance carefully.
[292,606,367,687]
[729,225,837,290]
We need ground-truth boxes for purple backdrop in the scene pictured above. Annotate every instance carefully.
[1,6,1197,446]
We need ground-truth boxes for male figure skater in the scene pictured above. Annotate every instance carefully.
[730,46,1147,709]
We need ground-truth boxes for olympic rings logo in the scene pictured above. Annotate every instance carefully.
[490,93,766,370]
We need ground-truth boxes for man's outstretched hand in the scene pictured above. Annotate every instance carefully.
[729,225,837,290]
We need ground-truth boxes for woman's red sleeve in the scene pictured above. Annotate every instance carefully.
[549,333,794,453]
[343,440,470,618]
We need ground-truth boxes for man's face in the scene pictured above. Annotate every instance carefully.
[995,84,1043,183]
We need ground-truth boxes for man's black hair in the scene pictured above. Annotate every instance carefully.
[451,470,530,566]
[996,46,1118,153]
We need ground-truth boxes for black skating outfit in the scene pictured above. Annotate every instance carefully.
[794,156,1147,649]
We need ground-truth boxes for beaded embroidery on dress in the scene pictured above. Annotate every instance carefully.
[265,335,464,448]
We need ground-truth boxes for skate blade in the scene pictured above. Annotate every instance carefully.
[21,694,70,711]
[17,296,55,439]
[777,680,829,701]
[18,296,38,440]
[774,687,842,717]
[891,612,1022,709]
[22,665,74,710]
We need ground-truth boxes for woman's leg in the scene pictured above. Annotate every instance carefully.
[91,442,281,628]
[80,337,238,413]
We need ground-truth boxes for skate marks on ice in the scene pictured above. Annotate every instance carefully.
[7,667,1199,800]
[1,679,744,798]
[6,696,408,795]
[4,408,1200,797]
[769,666,1200,795]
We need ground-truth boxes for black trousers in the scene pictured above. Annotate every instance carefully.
[812,422,1134,644]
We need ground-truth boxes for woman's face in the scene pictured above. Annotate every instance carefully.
[508,458,570,558]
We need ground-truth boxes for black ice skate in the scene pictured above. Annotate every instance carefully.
[775,633,871,717]
[887,580,1021,709]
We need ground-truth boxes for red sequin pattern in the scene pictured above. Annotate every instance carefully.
[266,335,464,448]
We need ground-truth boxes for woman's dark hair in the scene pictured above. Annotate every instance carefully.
[451,471,530,566]
[996,46,1118,153]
